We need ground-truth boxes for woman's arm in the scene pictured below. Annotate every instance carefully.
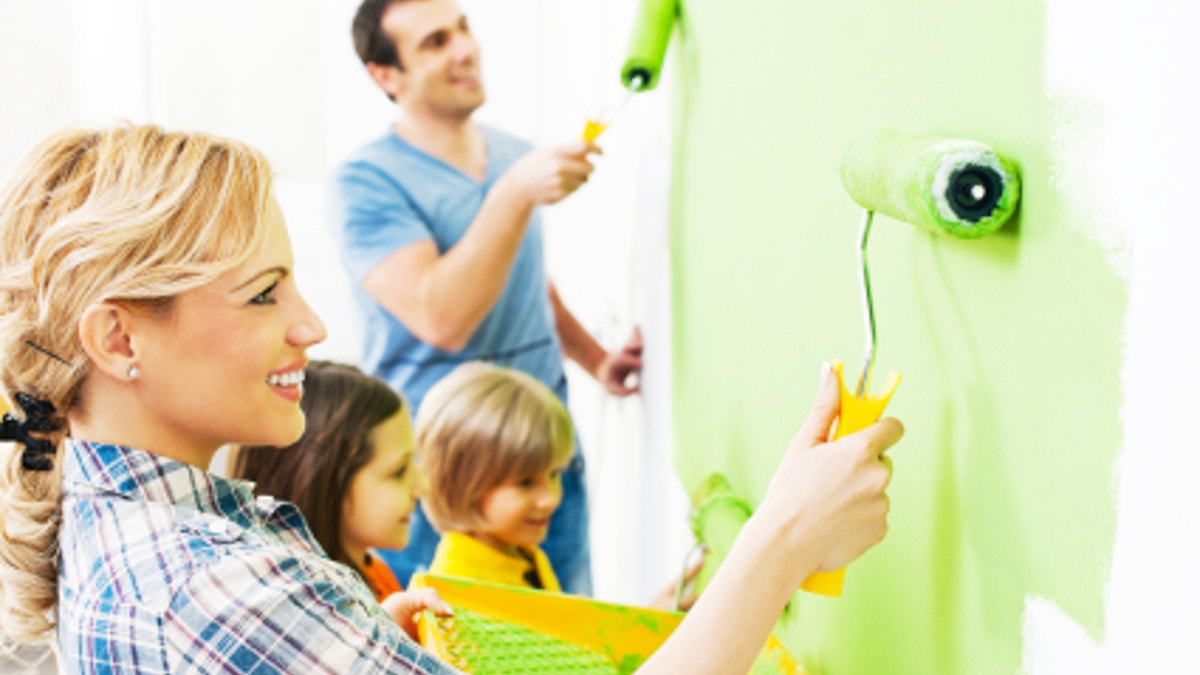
[639,365,904,673]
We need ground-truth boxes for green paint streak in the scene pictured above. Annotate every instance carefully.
[616,655,643,675]
[749,647,793,675]
[670,1,1123,673]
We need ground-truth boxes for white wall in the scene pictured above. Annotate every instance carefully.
[1023,1,1200,673]
[0,0,691,615]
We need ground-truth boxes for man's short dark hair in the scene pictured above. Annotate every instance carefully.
[352,0,406,69]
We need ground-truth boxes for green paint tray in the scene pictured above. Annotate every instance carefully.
[411,573,802,674]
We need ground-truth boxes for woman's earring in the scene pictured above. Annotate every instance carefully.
[127,365,140,380]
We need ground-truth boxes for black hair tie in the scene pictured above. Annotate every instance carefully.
[1,393,61,471]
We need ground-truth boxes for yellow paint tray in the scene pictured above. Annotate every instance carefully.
[411,573,802,674]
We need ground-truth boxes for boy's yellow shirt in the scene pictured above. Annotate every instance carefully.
[428,531,562,592]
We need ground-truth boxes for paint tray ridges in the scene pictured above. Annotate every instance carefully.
[432,607,622,674]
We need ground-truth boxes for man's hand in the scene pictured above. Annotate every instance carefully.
[506,140,600,206]
[594,326,643,396]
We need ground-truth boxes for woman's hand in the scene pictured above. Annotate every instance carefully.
[757,364,904,579]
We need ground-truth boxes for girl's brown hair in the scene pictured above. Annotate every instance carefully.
[233,361,403,570]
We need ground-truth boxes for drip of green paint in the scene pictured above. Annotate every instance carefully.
[616,655,643,675]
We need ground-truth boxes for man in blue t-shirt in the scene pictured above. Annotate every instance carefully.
[328,0,643,595]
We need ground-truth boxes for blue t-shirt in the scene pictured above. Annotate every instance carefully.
[328,125,567,412]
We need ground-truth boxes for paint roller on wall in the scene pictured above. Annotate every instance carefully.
[582,0,679,142]
[800,130,1021,597]
[841,130,1021,240]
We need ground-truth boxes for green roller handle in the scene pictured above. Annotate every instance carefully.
[840,130,1021,239]
[620,0,678,92]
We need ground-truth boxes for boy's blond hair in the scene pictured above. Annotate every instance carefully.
[416,362,574,535]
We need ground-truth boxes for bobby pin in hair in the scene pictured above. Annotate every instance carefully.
[24,340,73,368]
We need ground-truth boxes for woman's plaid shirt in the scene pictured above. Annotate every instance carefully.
[57,440,460,675]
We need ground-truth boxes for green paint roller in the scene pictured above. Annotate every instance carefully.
[840,129,1021,240]
[689,474,752,595]
[800,131,1020,597]
[839,129,1020,398]
[620,0,679,92]
[582,0,678,142]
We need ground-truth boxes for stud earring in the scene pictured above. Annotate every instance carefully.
[127,365,140,380]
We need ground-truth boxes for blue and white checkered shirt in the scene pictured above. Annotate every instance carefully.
[58,440,460,674]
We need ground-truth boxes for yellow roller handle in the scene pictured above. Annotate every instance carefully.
[800,361,901,596]
[581,119,610,143]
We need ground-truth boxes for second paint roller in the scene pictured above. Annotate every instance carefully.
[800,130,1021,597]
[840,130,1021,240]
[582,0,679,142]
[620,0,678,92]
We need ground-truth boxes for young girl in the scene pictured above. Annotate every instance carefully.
[0,122,903,675]
[416,361,701,610]
[232,360,451,635]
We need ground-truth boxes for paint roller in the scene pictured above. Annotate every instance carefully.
[840,130,1021,240]
[620,0,677,92]
[800,130,1021,597]
[582,0,679,142]
[688,474,752,600]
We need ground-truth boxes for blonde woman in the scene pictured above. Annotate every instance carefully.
[0,123,903,675]
[0,125,452,673]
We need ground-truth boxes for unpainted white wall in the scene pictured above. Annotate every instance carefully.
[1023,1,1200,673]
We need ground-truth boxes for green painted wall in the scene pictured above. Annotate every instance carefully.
[668,2,1125,673]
